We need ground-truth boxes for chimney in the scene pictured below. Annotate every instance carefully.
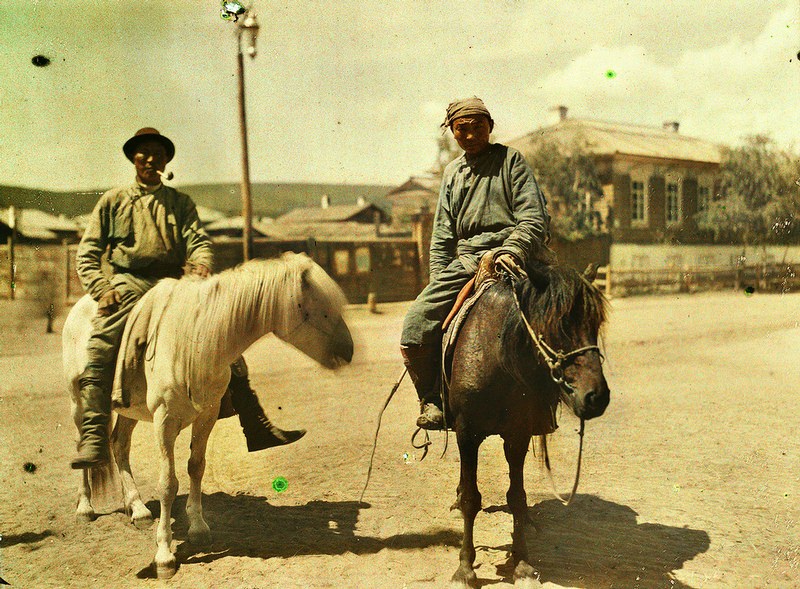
[356,196,366,207]
[320,194,330,209]
[550,105,568,124]
[663,121,680,133]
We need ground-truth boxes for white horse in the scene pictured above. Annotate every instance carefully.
[62,252,353,579]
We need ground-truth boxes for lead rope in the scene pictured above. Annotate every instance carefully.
[359,368,407,504]
[541,418,584,506]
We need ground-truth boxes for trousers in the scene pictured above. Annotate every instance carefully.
[400,258,473,348]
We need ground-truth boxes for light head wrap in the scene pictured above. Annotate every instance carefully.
[441,97,493,129]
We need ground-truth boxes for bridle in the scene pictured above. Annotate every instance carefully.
[510,285,602,389]
[499,260,601,390]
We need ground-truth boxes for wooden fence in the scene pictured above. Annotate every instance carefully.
[1,238,422,306]
[596,263,799,297]
[2,241,797,309]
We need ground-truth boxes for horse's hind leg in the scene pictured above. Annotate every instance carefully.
[504,433,542,588]
[71,394,94,522]
[113,415,152,528]
[185,408,217,546]
[153,408,181,580]
[451,428,483,589]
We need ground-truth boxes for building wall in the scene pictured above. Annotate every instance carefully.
[610,158,720,243]
[212,238,421,304]
[610,243,800,270]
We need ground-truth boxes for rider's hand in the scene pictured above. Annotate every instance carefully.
[97,289,122,317]
[495,252,523,277]
[190,264,211,278]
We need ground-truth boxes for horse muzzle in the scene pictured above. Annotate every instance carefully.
[566,383,610,420]
[331,317,353,366]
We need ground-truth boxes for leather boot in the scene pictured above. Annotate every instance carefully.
[228,371,306,452]
[401,344,444,430]
[71,383,111,469]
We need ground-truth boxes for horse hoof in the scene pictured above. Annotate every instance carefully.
[156,560,177,580]
[513,562,542,588]
[132,513,153,530]
[75,510,96,523]
[450,568,479,589]
[188,528,212,546]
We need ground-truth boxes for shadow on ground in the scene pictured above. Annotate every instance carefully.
[136,492,459,577]
[496,494,711,589]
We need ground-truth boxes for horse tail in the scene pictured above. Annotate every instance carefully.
[88,414,122,513]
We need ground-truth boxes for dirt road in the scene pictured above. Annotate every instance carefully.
[1,290,798,588]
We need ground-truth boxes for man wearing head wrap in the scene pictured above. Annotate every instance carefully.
[71,128,305,469]
[400,98,551,430]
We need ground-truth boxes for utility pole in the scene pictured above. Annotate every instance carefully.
[237,10,259,261]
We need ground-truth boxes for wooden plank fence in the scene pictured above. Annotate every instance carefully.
[3,242,798,308]
[596,263,799,297]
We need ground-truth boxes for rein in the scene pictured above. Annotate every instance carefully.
[498,258,595,507]
[541,419,584,506]
[510,286,601,387]
[497,258,601,389]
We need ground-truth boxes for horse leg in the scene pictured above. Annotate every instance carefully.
[112,415,152,528]
[71,395,94,522]
[451,429,482,588]
[450,482,463,513]
[185,408,217,546]
[153,407,181,580]
[504,434,541,588]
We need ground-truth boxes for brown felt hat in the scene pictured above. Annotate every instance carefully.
[122,128,175,162]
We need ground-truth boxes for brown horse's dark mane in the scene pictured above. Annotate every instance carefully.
[500,261,608,380]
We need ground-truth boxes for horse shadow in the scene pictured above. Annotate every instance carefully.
[136,492,460,577]
[487,494,710,589]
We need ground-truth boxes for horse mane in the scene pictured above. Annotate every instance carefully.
[500,261,608,381]
[160,252,346,361]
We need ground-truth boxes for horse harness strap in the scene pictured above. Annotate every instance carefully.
[510,286,601,389]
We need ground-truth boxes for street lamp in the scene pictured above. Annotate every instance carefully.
[237,9,259,261]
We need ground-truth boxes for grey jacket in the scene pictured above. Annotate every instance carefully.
[429,143,550,277]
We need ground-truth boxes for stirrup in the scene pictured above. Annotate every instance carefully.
[416,403,444,430]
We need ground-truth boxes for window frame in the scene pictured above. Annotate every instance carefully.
[630,178,648,226]
[665,179,682,224]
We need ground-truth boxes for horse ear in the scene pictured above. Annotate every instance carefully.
[583,263,599,283]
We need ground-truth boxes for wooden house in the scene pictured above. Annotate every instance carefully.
[507,109,722,244]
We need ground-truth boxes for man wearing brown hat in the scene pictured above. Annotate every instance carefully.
[71,128,305,469]
[400,98,551,430]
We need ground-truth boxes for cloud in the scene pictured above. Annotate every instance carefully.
[522,2,800,145]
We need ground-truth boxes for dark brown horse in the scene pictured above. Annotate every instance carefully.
[446,261,609,588]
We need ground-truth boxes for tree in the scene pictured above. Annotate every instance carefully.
[697,136,800,247]
[525,137,604,240]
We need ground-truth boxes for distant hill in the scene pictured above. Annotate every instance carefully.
[0,182,394,219]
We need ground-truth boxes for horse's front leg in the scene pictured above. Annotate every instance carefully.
[113,415,153,528]
[504,433,542,588]
[153,406,181,580]
[185,406,218,546]
[451,427,483,589]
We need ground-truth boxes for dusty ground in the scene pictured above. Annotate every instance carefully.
[1,289,798,589]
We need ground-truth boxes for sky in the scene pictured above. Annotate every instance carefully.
[1,0,798,192]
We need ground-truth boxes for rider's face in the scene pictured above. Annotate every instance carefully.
[451,116,492,156]
[133,140,167,186]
